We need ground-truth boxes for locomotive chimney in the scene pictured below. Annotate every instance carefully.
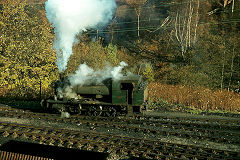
[59,72,65,82]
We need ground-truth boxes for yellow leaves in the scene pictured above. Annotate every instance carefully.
[107,43,119,65]
[142,63,155,82]
[0,0,58,98]
[1,70,10,78]
[224,0,233,7]
[0,21,5,27]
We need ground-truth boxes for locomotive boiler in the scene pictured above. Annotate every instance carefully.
[41,75,148,117]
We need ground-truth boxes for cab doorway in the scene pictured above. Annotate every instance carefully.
[121,83,134,104]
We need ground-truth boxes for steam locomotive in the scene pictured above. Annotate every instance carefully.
[41,75,148,117]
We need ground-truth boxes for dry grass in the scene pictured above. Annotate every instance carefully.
[148,82,240,112]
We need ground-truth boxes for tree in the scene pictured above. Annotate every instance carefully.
[171,0,200,58]
[107,43,119,65]
[0,0,58,98]
[125,0,147,37]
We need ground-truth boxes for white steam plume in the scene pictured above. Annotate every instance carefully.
[70,61,128,86]
[45,0,116,72]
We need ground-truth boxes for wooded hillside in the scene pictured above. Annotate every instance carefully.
[0,0,240,109]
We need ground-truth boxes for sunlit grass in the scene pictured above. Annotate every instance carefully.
[148,82,240,113]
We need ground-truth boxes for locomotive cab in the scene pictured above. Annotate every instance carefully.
[112,75,147,113]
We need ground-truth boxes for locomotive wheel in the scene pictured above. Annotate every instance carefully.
[58,104,66,113]
[88,106,102,116]
[40,99,47,110]
[77,104,82,115]
[105,106,117,117]
[46,102,52,110]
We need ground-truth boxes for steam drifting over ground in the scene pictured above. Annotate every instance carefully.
[45,0,117,72]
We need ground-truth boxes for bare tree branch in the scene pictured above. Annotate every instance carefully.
[171,0,199,57]
[194,0,200,43]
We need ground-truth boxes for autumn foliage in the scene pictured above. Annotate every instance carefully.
[148,82,240,112]
[0,0,58,99]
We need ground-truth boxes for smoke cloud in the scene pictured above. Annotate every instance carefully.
[69,61,128,86]
[45,0,117,72]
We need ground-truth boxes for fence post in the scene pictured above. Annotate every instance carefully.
[39,77,42,100]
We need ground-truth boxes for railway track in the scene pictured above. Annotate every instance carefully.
[0,108,240,145]
[0,121,239,160]
[1,107,239,129]
[0,106,240,159]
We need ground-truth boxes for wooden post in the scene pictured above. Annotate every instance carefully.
[39,77,42,100]
[96,30,99,41]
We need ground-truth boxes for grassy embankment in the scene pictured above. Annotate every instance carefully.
[148,83,240,114]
